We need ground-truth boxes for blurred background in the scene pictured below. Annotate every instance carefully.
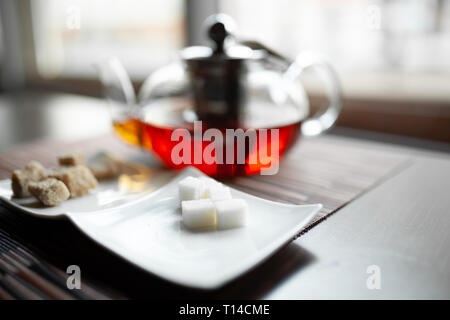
[0,0,449,148]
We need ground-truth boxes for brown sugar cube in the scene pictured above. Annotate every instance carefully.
[28,178,70,206]
[58,152,85,166]
[11,161,46,198]
[48,165,98,198]
[88,153,120,180]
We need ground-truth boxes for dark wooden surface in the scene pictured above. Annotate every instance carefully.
[0,133,409,299]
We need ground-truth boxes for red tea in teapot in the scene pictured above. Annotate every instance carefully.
[113,98,302,177]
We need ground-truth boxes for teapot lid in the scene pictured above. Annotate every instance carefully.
[181,14,260,61]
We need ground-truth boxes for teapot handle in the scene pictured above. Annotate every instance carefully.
[284,51,342,136]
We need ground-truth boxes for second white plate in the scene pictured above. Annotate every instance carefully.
[0,167,321,289]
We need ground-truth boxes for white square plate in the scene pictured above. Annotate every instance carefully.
[0,167,321,289]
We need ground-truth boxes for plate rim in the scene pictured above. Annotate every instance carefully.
[0,167,318,219]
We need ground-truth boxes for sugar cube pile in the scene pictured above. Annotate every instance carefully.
[178,176,248,230]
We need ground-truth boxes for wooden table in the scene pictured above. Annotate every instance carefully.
[1,90,450,299]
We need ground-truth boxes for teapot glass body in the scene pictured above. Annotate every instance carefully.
[112,54,339,177]
[102,14,342,177]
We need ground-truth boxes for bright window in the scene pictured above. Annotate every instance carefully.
[221,0,450,100]
[31,0,185,79]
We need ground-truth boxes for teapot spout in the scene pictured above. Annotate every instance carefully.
[95,57,144,147]
[95,57,137,111]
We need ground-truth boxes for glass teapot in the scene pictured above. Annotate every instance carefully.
[98,14,342,177]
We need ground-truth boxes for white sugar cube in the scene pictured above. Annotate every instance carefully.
[198,176,230,199]
[181,199,217,229]
[209,185,232,202]
[178,176,205,202]
[199,176,220,188]
[199,177,220,198]
[215,199,248,230]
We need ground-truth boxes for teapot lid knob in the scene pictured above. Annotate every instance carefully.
[205,14,236,54]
